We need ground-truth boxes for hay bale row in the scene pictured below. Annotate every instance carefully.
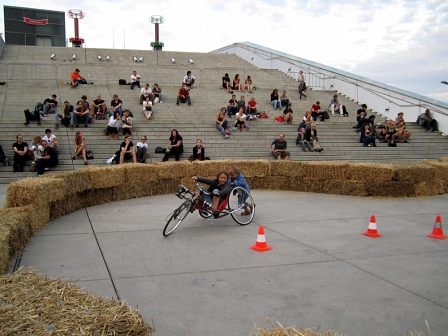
[0,228,9,275]
[0,208,33,258]
[0,269,154,336]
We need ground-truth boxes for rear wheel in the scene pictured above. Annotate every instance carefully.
[163,200,191,236]
[228,187,255,225]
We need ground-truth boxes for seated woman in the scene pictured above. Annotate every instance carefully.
[280,90,289,107]
[305,123,323,152]
[235,107,247,132]
[189,139,206,162]
[107,111,122,140]
[142,97,153,120]
[152,83,163,103]
[298,110,313,130]
[245,76,253,93]
[360,124,377,147]
[247,97,257,119]
[30,135,43,161]
[283,103,293,124]
[136,135,149,163]
[216,107,230,139]
[233,74,243,92]
[270,89,282,110]
[394,112,404,125]
[122,110,133,136]
[72,131,88,164]
[222,73,233,93]
[192,170,232,217]
[394,120,411,143]
[162,129,183,162]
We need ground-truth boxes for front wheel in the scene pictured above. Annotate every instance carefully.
[228,187,255,225]
[163,200,191,236]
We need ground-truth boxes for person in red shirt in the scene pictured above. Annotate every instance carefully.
[247,97,257,120]
[176,84,191,106]
[311,101,325,122]
[70,69,84,89]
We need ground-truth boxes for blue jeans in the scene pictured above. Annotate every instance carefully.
[112,107,123,118]
[363,135,376,146]
[271,100,282,110]
[299,140,312,150]
[216,120,228,136]
[227,106,237,117]
[72,113,89,126]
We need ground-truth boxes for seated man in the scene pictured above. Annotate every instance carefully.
[42,128,58,153]
[270,134,290,160]
[356,104,368,121]
[91,94,107,116]
[115,135,137,164]
[328,94,346,116]
[72,95,90,128]
[35,140,58,177]
[152,83,163,103]
[227,94,238,117]
[70,68,84,89]
[183,71,196,89]
[311,101,326,121]
[111,94,123,117]
[24,107,41,125]
[42,94,58,117]
[176,84,191,106]
[237,96,247,114]
[130,70,141,90]
[55,100,73,128]
[354,114,376,132]
[139,83,152,105]
[418,109,438,132]
[222,73,233,93]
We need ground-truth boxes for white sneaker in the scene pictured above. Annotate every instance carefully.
[332,113,335,116]
[224,135,230,139]
[159,101,163,103]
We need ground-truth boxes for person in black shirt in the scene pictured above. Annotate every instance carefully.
[42,94,58,116]
[115,135,137,164]
[36,140,58,176]
[162,129,183,162]
[222,73,233,93]
[270,134,290,160]
[227,94,238,117]
[12,134,28,172]
[92,94,107,115]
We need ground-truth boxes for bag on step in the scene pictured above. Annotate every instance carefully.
[86,151,94,159]
[119,79,127,85]
[154,146,166,153]
[388,140,397,147]
[29,161,37,172]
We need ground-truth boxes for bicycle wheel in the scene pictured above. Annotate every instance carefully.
[228,187,255,225]
[163,200,191,236]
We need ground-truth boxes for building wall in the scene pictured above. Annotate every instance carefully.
[3,6,66,47]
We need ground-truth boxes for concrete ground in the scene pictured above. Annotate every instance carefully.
[9,190,448,336]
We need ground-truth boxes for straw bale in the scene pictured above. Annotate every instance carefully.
[49,193,87,220]
[0,207,33,257]
[414,179,445,197]
[346,162,395,182]
[421,160,448,181]
[227,159,271,177]
[299,161,350,180]
[270,161,306,177]
[5,178,66,208]
[392,163,436,183]
[191,159,233,177]
[113,181,154,202]
[124,163,159,183]
[0,269,154,335]
[83,188,116,208]
[180,177,196,191]
[0,228,9,275]
[88,165,126,189]
[439,157,448,163]
[249,176,291,191]
[366,181,415,197]
[153,160,194,179]
[46,170,92,194]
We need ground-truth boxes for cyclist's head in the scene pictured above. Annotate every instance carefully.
[216,170,229,185]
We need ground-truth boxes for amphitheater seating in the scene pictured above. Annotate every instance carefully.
[0,45,447,183]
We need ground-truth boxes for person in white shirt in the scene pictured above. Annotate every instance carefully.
[130,70,141,90]
[42,128,58,152]
[139,83,152,105]
[142,97,153,120]
[235,107,247,132]
[106,111,122,140]
[183,71,196,89]
[136,135,149,163]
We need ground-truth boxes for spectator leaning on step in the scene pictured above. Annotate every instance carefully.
[418,109,438,132]
[92,94,107,116]
[111,94,123,117]
[130,70,141,90]
[329,94,345,116]
[270,134,290,160]
[35,140,58,177]
[139,83,152,105]
[42,94,58,117]
[55,100,74,128]
[216,107,230,139]
[42,128,58,153]
[183,71,196,89]
[73,95,90,128]
[70,68,84,89]
[152,83,163,103]
[176,84,191,106]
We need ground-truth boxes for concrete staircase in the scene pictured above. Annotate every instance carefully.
[1,45,447,184]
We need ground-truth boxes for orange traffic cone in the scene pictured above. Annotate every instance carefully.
[362,215,383,238]
[428,215,446,240]
[250,226,273,252]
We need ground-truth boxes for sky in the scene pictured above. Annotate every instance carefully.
[1,0,448,103]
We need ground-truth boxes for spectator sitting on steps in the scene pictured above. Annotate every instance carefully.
[30,136,43,161]
[72,131,88,165]
[73,95,90,128]
[247,97,257,120]
[12,134,28,173]
[116,135,137,164]
[189,139,206,162]
[55,100,74,128]
[235,108,247,132]
[42,128,58,154]
[70,68,84,89]
[111,94,123,118]
[183,71,196,89]
[296,127,313,152]
[142,96,153,120]
[162,129,183,162]
[92,94,107,116]
[107,111,122,140]
[270,89,282,110]
[361,124,377,147]
[270,134,290,160]
[152,83,163,103]
[233,74,243,92]
[216,107,230,139]
[418,109,438,132]
[329,94,346,116]
[136,135,149,163]
[176,84,191,106]
[24,107,41,126]
[222,73,233,93]
[227,94,238,117]
[130,70,141,90]
[42,94,58,117]
[140,83,152,105]
[394,120,411,143]
[280,90,289,107]
[245,76,253,93]
[311,101,325,122]
[36,140,58,177]
[121,110,133,136]
[283,102,293,124]
[306,123,324,152]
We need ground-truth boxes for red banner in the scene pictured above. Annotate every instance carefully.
[23,17,49,25]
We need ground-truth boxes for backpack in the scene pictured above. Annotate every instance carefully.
[275,115,284,122]
[416,114,421,124]
[388,140,397,147]
[119,79,127,85]
[258,111,268,119]
[154,146,166,153]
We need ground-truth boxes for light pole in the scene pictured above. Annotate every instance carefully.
[149,15,164,51]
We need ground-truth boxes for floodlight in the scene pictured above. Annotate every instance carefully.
[442,81,448,85]
[171,58,176,63]
[139,56,144,62]
[106,55,110,61]
[50,53,56,60]
[133,56,138,62]
[97,55,102,60]
[72,54,77,60]
[189,58,194,64]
